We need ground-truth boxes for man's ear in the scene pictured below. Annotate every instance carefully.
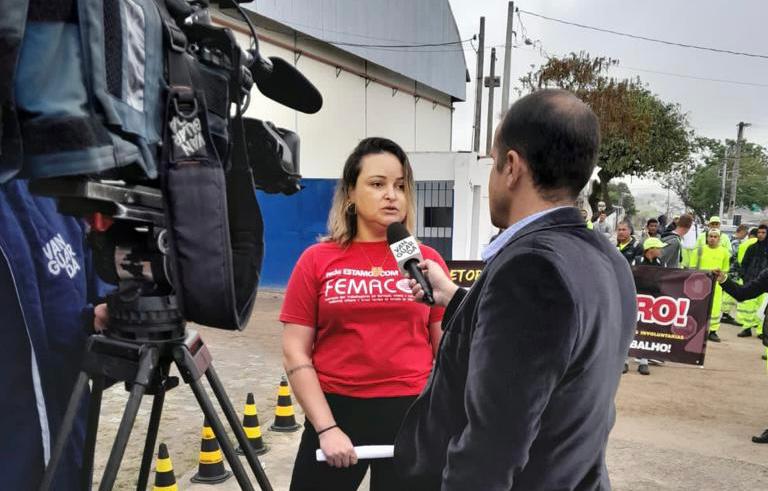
[504,148,526,191]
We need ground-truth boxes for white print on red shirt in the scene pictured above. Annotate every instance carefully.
[323,268,413,304]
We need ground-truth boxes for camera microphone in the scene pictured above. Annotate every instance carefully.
[248,54,323,114]
[386,223,434,305]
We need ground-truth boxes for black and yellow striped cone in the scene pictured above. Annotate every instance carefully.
[153,443,178,491]
[236,392,269,456]
[269,376,301,432]
[190,418,233,484]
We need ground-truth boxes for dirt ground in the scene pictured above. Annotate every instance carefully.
[91,291,768,490]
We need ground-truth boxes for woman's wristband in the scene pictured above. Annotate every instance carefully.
[316,424,338,436]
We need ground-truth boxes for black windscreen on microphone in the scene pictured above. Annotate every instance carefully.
[253,56,323,114]
[386,221,410,244]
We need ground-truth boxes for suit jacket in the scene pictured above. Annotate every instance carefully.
[394,207,638,491]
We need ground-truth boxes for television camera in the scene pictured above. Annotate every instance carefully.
[3,1,325,489]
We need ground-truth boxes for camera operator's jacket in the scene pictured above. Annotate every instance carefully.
[0,180,104,490]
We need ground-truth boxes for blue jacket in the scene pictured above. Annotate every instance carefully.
[0,180,105,490]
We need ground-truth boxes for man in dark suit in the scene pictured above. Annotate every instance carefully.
[394,89,638,490]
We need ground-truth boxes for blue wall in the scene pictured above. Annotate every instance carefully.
[257,178,337,287]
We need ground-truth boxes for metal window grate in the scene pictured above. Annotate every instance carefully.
[415,180,454,260]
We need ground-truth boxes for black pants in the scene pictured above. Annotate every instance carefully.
[289,393,416,491]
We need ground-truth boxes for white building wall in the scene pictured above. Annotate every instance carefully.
[409,152,495,260]
[366,82,416,152]
[415,101,451,152]
[296,61,367,179]
[223,15,455,180]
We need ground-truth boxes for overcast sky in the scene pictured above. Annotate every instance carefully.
[448,0,768,193]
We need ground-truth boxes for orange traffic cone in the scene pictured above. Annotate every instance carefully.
[190,418,233,484]
[269,377,301,432]
[152,443,178,491]
[237,392,268,455]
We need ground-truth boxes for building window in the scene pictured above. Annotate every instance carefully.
[416,180,454,260]
[424,206,453,227]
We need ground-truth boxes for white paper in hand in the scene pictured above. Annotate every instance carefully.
[315,445,394,462]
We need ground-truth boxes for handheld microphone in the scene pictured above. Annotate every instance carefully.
[386,223,434,305]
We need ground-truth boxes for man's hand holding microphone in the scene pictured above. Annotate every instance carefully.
[407,260,458,307]
[386,223,458,307]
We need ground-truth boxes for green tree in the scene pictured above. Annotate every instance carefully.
[608,182,636,217]
[520,52,692,213]
[662,138,768,221]
[659,137,717,217]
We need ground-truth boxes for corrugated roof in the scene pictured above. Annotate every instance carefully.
[242,0,468,101]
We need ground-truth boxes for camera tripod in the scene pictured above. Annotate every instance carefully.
[38,293,273,491]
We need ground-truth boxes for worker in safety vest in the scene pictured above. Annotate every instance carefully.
[696,216,732,255]
[688,228,730,342]
[581,209,594,230]
[737,226,768,338]
[722,224,749,326]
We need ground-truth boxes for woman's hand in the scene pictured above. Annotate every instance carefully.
[409,259,458,307]
[318,427,358,468]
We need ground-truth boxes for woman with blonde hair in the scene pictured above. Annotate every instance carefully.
[280,137,448,490]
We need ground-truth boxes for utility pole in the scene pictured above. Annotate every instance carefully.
[472,17,485,153]
[718,145,730,218]
[501,2,515,112]
[484,48,500,155]
[728,121,751,217]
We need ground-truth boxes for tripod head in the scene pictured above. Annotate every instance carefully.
[31,178,186,343]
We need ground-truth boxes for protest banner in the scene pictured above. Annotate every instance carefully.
[630,266,716,365]
[446,260,484,288]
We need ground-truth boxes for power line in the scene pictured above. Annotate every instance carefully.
[518,9,768,60]
[615,65,768,88]
[518,43,768,90]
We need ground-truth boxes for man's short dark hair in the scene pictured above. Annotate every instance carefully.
[759,224,768,231]
[647,218,659,226]
[736,224,749,233]
[496,89,600,200]
[750,228,759,237]
[617,220,633,233]
[677,214,693,229]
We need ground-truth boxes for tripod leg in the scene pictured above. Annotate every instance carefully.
[98,346,159,491]
[186,375,255,491]
[81,376,105,491]
[39,371,91,491]
[136,386,165,491]
[207,366,273,491]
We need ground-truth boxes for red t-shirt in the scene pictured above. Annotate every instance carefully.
[279,240,447,398]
